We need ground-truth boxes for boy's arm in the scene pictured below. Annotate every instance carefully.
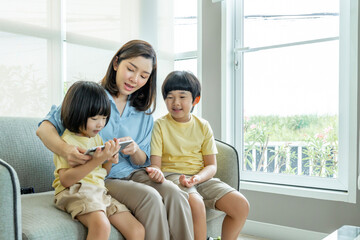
[149,155,162,169]
[197,154,217,183]
[179,154,217,187]
[146,155,164,183]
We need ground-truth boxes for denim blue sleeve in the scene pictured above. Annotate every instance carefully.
[129,111,154,168]
[38,104,65,136]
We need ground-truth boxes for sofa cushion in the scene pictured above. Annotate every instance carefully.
[206,208,225,221]
[21,192,124,240]
[0,117,55,193]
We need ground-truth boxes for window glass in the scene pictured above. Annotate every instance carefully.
[0,0,47,26]
[237,0,342,187]
[65,43,114,91]
[0,32,48,117]
[244,0,339,47]
[174,58,197,75]
[244,42,338,117]
[243,41,339,178]
[174,0,197,53]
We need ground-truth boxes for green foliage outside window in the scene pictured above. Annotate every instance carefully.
[244,115,338,177]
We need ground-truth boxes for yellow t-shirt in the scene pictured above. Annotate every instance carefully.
[151,113,217,175]
[52,129,107,195]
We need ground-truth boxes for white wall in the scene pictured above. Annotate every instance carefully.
[201,0,222,138]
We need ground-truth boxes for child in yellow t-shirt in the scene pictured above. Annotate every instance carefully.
[53,81,144,240]
[147,71,250,240]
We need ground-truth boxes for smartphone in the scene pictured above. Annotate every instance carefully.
[84,139,133,155]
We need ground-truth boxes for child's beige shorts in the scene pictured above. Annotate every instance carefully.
[164,173,236,209]
[54,182,129,219]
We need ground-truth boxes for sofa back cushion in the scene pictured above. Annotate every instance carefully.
[0,117,54,193]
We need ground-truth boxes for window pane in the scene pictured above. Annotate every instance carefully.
[243,41,339,178]
[174,0,197,53]
[174,0,197,17]
[0,32,48,117]
[0,0,47,26]
[174,58,197,75]
[65,43,115,90]
[244,0,339,47]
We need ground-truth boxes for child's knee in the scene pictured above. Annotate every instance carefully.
[94,217,111,232]
[216,192,249,219]
[238,193,250,213]
[189,194,205,212]
[232,193,250,218]
[86,213,111,238]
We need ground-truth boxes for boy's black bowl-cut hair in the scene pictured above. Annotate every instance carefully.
[161,71,201,101]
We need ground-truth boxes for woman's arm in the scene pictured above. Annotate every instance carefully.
[126,111,154,166]
[117,137,147,165]
[130,147,147,165]
[36,120,91,166]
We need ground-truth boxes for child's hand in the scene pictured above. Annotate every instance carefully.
[179,174,201,188]
[146,167,165,183]
[93,139,120,163]
[108,152,119,164]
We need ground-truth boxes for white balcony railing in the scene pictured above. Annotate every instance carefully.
[244,141,337,178]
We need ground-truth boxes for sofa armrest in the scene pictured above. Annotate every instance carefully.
[214,139,240,191]
[0,159,22,240]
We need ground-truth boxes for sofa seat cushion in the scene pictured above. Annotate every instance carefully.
[206,208,225,222]
[21,191,124,240]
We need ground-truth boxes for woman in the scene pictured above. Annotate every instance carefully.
[36,40,194,240]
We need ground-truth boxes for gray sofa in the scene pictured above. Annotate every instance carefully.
[0,117,239,240]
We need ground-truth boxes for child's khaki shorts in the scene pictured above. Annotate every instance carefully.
[54,182,129,219]
[164,173,236,209]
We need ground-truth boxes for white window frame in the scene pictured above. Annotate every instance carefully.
[221,0,358,202]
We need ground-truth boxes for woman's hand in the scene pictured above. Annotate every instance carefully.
[179,174,201,188]
[118,137,139,155]
[117,137,147,165]
[36,120,92,167]
[64,144,92,167]
[146,167,165,183]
